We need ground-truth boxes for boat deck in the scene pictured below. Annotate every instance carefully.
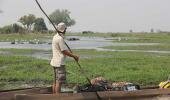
[0,87,170,100]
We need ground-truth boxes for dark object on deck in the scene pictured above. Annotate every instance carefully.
[73,84,107,93]
[112,82,140,91]
[73,83,140,93]
[76,77,140,92]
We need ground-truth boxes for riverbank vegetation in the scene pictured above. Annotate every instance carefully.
[103,44,170,51]
[109,32,170,43]
[0,32,170,90]
[0,49,170,90]
[0,32,170,42]
[0,33,52,42]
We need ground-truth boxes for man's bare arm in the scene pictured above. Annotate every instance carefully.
[62,50,79,62]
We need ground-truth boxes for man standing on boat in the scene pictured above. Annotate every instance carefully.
[50,22,79,94]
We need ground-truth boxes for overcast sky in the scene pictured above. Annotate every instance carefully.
[0,0,170,32]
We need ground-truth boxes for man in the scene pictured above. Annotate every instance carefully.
[50,22,79,94]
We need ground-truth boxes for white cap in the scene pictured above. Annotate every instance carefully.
[57,22,67,32]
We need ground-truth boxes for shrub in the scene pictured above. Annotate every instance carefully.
[0,24,25,34]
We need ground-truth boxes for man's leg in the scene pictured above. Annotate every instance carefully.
[53,67,61,94]
[55,81,61,94]
[53,66,66,94]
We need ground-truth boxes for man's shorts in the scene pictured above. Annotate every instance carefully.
[53,65,66,83]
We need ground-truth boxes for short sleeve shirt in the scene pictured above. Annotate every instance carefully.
[50,34,67,67]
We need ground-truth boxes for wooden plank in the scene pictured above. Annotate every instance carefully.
[15,88,170,100]
[98,88,170,99]
[140,85,159,89]
[15,93,98,100]
[0,87,51,100]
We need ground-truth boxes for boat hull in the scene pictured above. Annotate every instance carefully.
[0,87,170,100]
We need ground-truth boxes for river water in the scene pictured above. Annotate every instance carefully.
[0,36,113,50]
[0,36,159,50]
[0,36,169,60]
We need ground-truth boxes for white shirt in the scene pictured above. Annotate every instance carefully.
[50,33,67,67]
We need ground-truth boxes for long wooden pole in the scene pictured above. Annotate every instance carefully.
[34,0,101,99]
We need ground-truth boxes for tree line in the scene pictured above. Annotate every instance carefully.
[0,9,75,34]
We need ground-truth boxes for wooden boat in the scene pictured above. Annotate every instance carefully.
[0,86,170,100]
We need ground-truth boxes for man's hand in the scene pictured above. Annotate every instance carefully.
[62,50,79,62]
[73,55,79,62]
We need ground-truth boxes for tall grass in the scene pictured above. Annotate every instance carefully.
[103,44,170,51]
[110,33,170,43]
[66,50,170,86]
[0,50,170,90]
[0,55,52,83]
[0,33,52,42]
[0,32,170,90]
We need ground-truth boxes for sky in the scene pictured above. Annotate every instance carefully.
[0,0,170,32]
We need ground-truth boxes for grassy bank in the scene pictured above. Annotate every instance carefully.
[68,32,170,43]
[102,44,170,51]
[0,33,52,42]
[1,32,170,43]
[0,32,170,90]
[0,48,46,54]
[0,32,108,42]
[0,55,52,90]
[110,33,170,43]
[67,50,170,85]
[0,49,170,90]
